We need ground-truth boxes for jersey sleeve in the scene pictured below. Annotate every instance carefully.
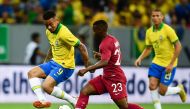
[100,43,112,61]
[61,26,80,46]
[167,26,179,44]
[145,30,152,46]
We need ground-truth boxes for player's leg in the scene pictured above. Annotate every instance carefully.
[28,66,47,101]
[42,66,77,106]
[76,75,106,109]
[149,77,161,109]
[28,62,52,108]
[159,67,187,102]
[104,78,143,109]
[113,98,144,109]
[148,63,163,109]
[75,83,98,109]
[113,98,128,109]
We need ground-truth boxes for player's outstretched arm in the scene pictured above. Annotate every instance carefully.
[77,42,90,67]
[44,47,52,63]
[78,60,108,76]
[134,46,152,67]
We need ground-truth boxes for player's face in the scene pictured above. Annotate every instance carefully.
[35,37,40,43]
[151,11,163,25]
[44,18,57,33]
[93,25,105,38]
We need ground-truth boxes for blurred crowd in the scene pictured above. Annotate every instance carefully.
[0,0,190,28]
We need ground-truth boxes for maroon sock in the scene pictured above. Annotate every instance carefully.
[75,93,89,109]
[128,103,144,109]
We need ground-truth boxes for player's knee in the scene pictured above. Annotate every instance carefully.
[42,82,53,94]
[158,89,166,96]
[149,83,158,90]
[115,100,128,109]
[81,87,89,96]
[28,69,36,78]
[118,104,128,109]
[158,88,167,96]
[28,67,46,79]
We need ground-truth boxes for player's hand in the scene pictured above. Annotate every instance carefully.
[78,69,88,76]
[93,51,101,60]
[134,58,141,67]
[165,64,173,74]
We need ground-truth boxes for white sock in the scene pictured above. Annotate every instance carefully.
[165,87,181,95]
[51,86,76,104]
[29,78,46,101]
[150,89,162,109]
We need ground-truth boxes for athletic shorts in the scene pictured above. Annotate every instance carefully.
[89,75,127,100]
[39,60,74,84]
[148,63,176,86]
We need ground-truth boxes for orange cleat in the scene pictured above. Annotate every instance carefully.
[33,101,51,108]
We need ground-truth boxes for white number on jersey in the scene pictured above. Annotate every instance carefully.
[111,83,123,93]
[114,48,121,65]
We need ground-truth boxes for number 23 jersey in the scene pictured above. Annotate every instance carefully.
[99,35,126,83]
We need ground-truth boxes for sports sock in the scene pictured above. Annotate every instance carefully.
[150,89,162,109]
[75,93,89,109]
[128,103,144,109]
[29,78,46,101]
[165,86,181,95]
[51,86,76,104]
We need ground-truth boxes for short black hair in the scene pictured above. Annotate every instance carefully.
[43,10,56,20]
[31,32,40,41]
[93,20,108,31]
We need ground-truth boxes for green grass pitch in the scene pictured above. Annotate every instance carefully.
[0,103,189,109]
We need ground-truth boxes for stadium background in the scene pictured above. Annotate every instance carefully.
[0,0,190,109]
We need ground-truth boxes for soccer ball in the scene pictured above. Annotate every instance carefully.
[59,105,71,109]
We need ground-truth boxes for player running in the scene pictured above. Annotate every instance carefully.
[134,9,187,109]
[28,10,89,108]
[75,20,143,109]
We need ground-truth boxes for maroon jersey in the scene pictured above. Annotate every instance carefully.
[99,35,126,83]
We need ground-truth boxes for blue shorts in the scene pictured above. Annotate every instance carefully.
[148,63,176,86]
[39,60,74,84]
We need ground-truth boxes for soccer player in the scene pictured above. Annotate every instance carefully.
[75,20,143,109]
[134,9,187,109]
[28,10,89,108]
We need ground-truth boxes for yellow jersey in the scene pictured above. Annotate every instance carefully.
[46,23,80,69]
[145,23,179,67]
